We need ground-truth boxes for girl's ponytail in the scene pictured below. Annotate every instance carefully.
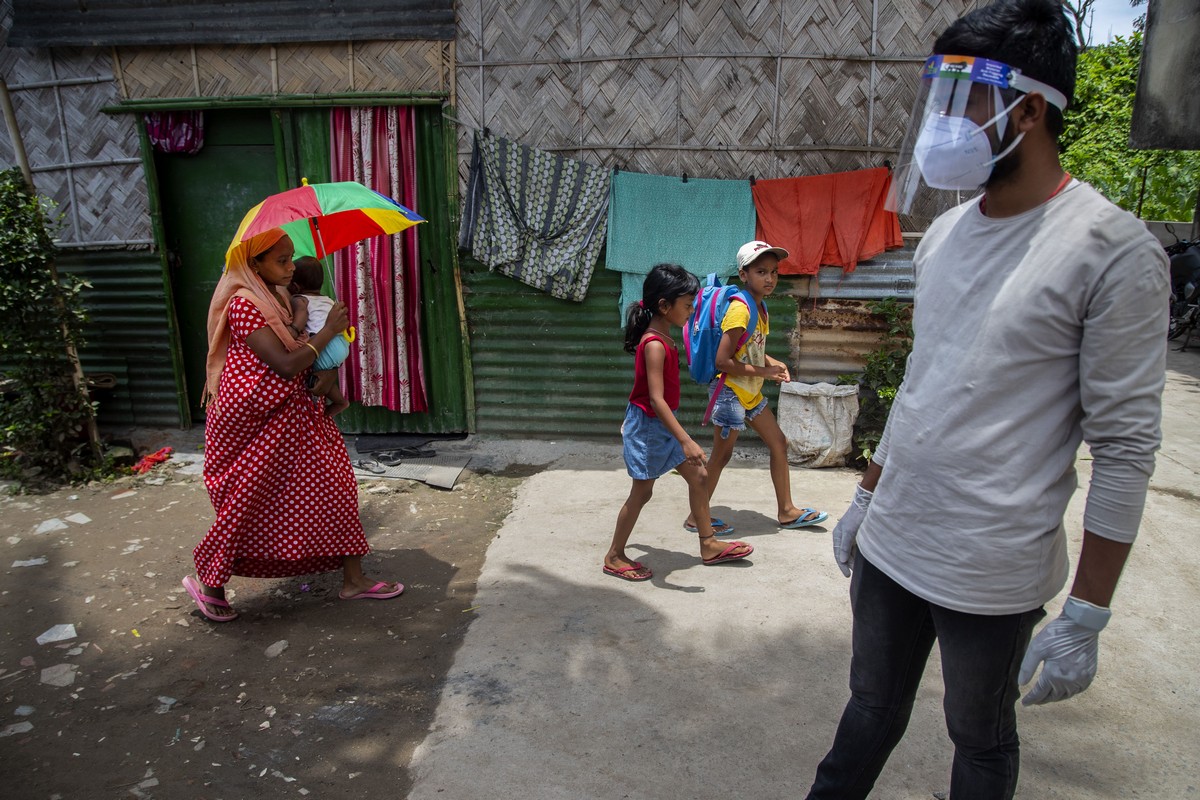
[622,263,700,354]
[623,300,653,354]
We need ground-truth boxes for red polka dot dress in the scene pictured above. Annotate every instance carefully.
[193,297,368,586]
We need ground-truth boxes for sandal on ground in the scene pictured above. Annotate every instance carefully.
[603,561,652,582]
[181,575,239,622]
[339,581,405,600]
[682,517,736,536]
[779,508,829,529]
[376,446,436,464]
[701,540,754,566]
[353,458,387,474]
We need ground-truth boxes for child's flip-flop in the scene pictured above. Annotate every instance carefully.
[339,581,405,600]
[603,562,652,582]
[780,509,829,529]
[702,542,754,565]
[181,575,238,622]
[683,517,736,536]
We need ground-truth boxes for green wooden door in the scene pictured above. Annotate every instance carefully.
[155,110,280,418]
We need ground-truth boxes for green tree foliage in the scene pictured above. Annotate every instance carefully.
[839,298,913,468]
[1060,32,1200,221]
[0,168,99,485]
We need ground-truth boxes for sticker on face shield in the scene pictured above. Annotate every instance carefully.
[922,55,1013,89]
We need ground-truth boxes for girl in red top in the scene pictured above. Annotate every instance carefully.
[604,264,754,581]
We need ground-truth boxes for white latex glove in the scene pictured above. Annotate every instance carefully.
[1018,596,1112,706]
[833,484,873,578]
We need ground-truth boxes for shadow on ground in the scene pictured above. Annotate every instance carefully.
[0,470,519,798]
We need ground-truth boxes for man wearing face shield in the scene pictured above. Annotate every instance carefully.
[807,1,1169,798]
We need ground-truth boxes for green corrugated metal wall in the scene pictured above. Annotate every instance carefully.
[57,249,186,428]
[462,259,795,440]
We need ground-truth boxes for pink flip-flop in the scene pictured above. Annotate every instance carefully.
[702,541,754,565]
[181,575,239,622]
[339,581,405,600]
[602,562,652,581]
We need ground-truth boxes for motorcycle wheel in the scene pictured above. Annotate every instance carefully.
[1170,307,1198,342]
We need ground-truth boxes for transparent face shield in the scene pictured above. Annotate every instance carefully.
[886,55,1069,217]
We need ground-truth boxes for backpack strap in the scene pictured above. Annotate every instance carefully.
[741,289,762,336]
[702,374,726,426]
[728,293,758,352]
[702,293,761,426]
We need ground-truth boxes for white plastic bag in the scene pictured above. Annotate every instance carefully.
[778,382,859,468]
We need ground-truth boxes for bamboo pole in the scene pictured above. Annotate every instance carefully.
[0,77,35,190]
[102,93,446,114]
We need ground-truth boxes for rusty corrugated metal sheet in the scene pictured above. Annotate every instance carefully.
[7,1,454,46]
[788,298,902,385]
[808,247,917,301]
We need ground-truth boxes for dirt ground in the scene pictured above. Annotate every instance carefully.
[0,456,522,799]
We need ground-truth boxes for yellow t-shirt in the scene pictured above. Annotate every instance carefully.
[720,299,769,409]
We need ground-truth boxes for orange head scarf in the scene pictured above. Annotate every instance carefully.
[203,228,307,411]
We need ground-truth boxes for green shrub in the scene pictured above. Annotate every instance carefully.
[839,297,913,468]
[0,168,99,485]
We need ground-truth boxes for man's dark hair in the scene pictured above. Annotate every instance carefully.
[933,0,1077,138]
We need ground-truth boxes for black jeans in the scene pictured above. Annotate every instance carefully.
[806,552,1045,800]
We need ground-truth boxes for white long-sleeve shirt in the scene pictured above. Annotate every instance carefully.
[859,181,1169,615]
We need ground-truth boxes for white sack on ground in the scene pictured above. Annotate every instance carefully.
[779,381,859,468]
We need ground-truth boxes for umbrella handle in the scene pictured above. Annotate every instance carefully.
[343,326,356,343]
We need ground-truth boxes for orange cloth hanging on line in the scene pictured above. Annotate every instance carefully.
[753,173,833,276]
[753,167,903,276]
[861,172,905,264]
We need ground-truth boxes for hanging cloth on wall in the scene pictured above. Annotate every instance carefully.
[752,167,903,275]
[145,111,205,155]
[459,130,610,302]
[606,171,756,318]
[330,106,428,413]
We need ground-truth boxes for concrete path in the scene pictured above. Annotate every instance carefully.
[406,348,1200,799]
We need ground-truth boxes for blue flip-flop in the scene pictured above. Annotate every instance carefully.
[780,508,829,529]
[683,517,736,536]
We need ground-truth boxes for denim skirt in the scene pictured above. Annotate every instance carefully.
[621,403,685,480]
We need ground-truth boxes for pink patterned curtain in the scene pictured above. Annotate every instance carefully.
[330,107,427,413]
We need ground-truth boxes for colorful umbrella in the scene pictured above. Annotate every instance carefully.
[226,179,426,263]
[226,179,426,341]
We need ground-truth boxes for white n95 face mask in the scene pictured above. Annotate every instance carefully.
[911,97,1025,191]
[887,54,1069,214]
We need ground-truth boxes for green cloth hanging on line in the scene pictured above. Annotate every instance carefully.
[606,171,756,320]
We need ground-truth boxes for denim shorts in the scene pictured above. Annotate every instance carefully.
[708,379,768,439]
[622,404,686,480]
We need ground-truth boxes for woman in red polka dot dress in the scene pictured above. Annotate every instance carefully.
[181,228,403,622]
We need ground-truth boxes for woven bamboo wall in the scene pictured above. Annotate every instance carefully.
[0,46,150,247]
[455,0,982,227]
[112,41,453,99]
[0,38,452,247]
